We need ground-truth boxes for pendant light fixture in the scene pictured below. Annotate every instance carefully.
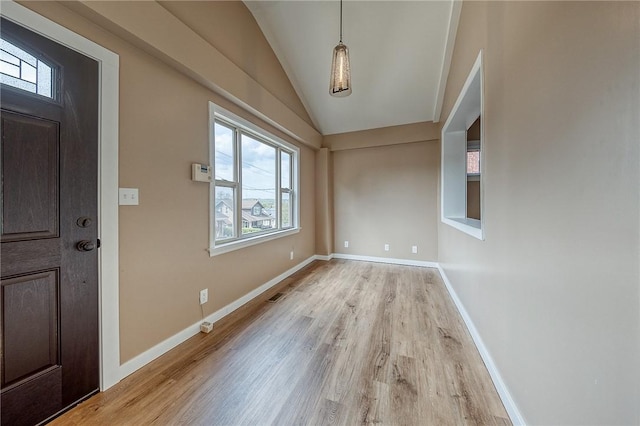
[329,0,352,97]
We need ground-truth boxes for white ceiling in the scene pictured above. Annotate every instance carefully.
[245,0,459,136]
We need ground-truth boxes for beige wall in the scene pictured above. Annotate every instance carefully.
[333,140,439,262]
[439,2,639,424]
[157,0,314,128]
[19,1,317,363]
[315,148,334,256]
[63,0,322,149]
[324,121,439,151]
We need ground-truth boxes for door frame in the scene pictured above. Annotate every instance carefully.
[1,1,121,391]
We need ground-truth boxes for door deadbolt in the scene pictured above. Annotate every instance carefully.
[76,217,92,228]
[76,240,95,252]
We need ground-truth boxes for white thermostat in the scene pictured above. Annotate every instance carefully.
[192,163,212,182]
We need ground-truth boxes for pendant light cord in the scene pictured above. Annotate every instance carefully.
[339,0,343,43]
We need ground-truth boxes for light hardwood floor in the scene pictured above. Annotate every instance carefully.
[52,260,511,425]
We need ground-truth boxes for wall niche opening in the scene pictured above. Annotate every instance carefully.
[441,50,484,240]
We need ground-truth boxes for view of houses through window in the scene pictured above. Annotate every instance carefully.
[212,111,296,246]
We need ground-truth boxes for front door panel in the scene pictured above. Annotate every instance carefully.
[1,17,99,425]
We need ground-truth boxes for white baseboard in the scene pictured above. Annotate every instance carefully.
[437,265,526,426]
[119,255,318,380]
[314,254,334,261]
[332,253,439,268]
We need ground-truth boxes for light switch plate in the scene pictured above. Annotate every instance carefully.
[119,188,139,205]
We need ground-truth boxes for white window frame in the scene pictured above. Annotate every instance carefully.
[441,50,484,240]
[208,102,300,256]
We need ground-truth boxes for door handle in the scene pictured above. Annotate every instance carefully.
[76,240,95,252]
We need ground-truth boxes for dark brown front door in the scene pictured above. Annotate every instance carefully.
[1,18,99,425]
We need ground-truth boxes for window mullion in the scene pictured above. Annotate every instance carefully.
[289,152,294,228]
[214,180,237,188]
[276,147,281,230]
[235,127,242,238]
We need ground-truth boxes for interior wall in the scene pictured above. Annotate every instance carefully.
[324,121,439,151]
[18,1,317,364]
[333,140,439,262]
[157,0,314,128]
[439,2,640,424]
[60,0,322,149]
[314,148,333,256]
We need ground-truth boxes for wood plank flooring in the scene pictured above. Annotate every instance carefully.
[51,260,511,425]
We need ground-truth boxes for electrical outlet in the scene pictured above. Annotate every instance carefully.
[344,240,349,248]
[199,289,208,305]
[384,244,390,251]
[412,245,418,254]
[290,250,294,260]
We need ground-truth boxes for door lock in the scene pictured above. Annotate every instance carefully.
[76,240,95,252]
[76,217,92,228]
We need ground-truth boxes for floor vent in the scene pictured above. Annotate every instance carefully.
[267,292,284,303]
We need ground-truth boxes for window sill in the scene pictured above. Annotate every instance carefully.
[209,227,301,257]
[442,217,484,240]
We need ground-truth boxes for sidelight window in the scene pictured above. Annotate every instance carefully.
[209,102,299,256]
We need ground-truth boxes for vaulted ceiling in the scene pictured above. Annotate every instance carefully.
[245,1,460,135]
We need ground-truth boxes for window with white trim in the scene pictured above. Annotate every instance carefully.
[209,103,299,255]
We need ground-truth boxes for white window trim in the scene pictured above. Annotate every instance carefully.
[208,102,300,257]
[441,50,484,240]
[209,227,300,256]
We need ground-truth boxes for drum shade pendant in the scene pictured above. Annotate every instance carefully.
[330,0,351,97]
